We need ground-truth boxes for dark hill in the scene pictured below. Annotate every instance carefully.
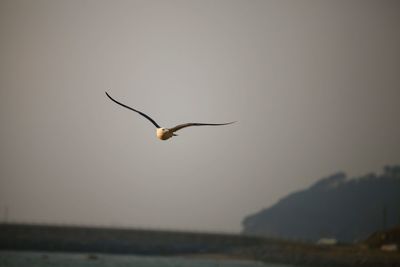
[242,165,400,242]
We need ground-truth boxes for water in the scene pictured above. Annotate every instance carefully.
[0,251,293,267]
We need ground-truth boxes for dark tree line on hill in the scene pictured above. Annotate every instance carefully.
[242,165,400,242]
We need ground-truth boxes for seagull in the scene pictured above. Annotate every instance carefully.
[105,92,235,140]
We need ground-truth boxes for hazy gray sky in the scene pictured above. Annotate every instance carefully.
[1,0,399,232]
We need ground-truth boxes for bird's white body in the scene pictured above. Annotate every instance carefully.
[156,128,174,140]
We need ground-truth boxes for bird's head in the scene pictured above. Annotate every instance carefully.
[156,128,173,140]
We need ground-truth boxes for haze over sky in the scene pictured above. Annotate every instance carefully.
[1,0,399,233]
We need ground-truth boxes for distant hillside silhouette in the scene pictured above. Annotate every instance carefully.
[242,165,400,242]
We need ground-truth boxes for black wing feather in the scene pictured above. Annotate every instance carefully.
[170,122,236,133]
[105,91,161,128]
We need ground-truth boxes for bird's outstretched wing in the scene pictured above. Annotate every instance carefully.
[105,91,161,128]
[170,121,236,133]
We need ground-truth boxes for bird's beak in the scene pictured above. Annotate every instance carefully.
[173,133,178,136]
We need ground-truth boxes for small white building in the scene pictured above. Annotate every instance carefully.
[317,238,338,246]
[380,244,398,252]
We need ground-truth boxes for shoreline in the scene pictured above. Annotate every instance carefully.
[1,247,399,267]
[2,223,399,266]
[228,244,400,267]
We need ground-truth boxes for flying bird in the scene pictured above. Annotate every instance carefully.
[105,92,235,140]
